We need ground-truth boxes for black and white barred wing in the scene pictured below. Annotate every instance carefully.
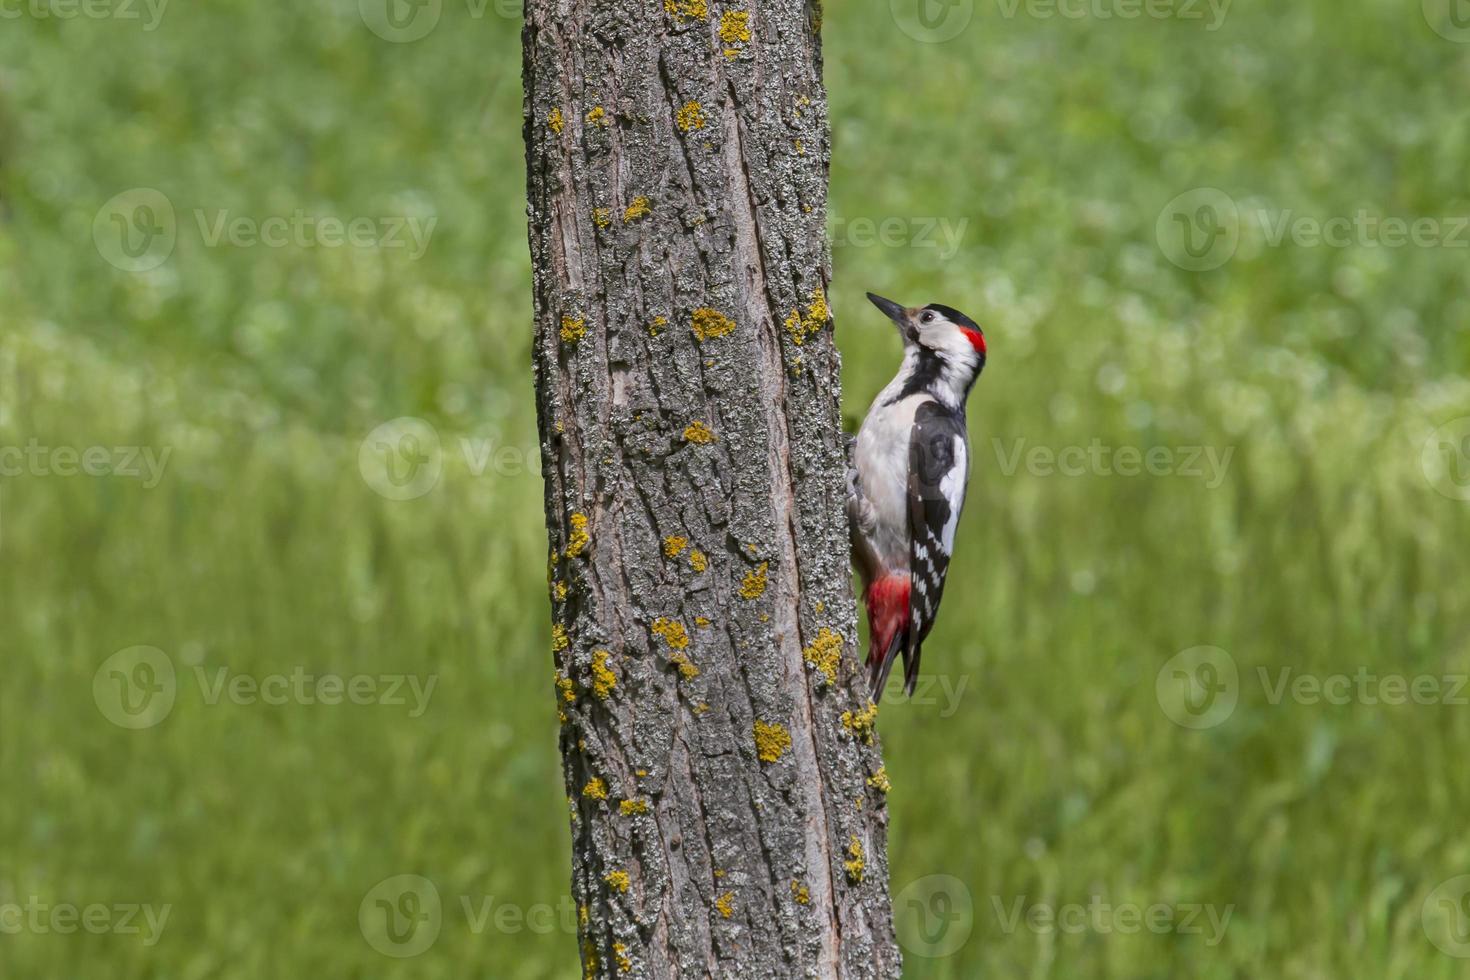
[903,402,969,693]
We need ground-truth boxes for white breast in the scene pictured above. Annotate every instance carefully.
[855,388,928,571]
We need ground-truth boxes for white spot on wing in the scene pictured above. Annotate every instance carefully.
[938,436,967,554]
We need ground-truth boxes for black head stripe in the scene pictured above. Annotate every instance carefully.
[924,303,980,332]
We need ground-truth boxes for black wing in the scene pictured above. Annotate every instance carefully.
[903,401,969,695]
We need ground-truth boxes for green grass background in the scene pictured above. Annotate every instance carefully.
[4,0,1470,976]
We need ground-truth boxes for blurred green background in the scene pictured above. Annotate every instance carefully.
[4,0,1470,976]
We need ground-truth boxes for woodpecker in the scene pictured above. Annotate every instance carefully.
[848,292,987,701]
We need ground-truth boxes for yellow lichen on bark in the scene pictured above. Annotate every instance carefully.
[560,314,587,344]
[783,288,829,345]
[802,627,842,684]
[619,798,649,815]
[738,562,768,600]
[565,512,590,557]
[690,307,734,340]
[675,101,707,133]
[683,420,717,444]
[844,837,865,882]
[663,535,689,557]
[688,549,708,572]
[841,700,878,743]
[604,869,630,893]
[623,196,651,221]
[791,879,810,905]
[591,650,616,700]
[753,720,792,762]
[651,617,690,651]
[583,778,608,800]
[718,10,750,43]
[715,892,735,918]
[548,107,564,133]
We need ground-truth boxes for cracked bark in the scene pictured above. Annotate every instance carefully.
[523,1,900,976]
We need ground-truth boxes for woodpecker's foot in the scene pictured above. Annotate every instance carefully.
[845,464,875,538]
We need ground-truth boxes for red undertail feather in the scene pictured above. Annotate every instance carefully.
[864,574,909,701]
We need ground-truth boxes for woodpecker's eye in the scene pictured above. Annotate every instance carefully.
[921,311,935,324]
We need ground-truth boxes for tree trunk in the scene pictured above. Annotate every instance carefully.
[522,1,899,976]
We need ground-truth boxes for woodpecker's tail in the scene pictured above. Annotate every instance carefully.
[864,574,910,702]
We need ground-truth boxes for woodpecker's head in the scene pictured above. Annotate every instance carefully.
[866,292,987,402]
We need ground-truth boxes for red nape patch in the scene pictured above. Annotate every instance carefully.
[960,327,986,356]
[864,575,910,665]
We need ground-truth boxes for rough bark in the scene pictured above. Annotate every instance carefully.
[523,1,900,976]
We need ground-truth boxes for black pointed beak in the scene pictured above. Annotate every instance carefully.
[866,292,907,324]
